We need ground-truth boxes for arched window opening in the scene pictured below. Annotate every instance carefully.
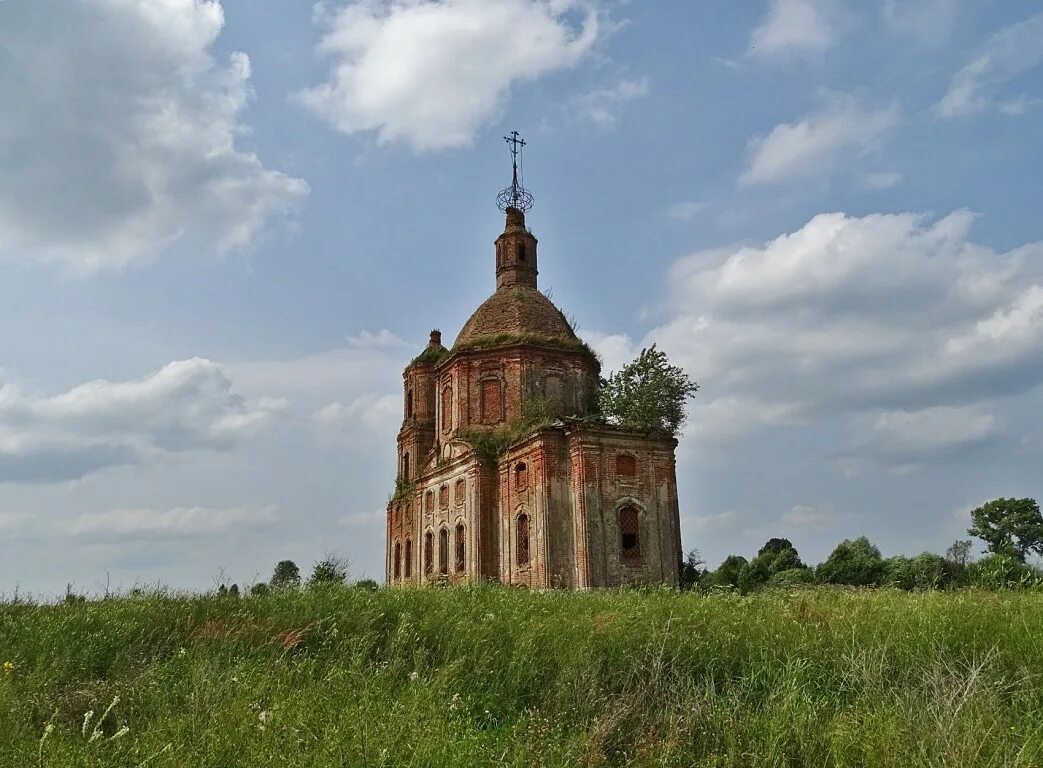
[455,523,466,572]
[424,532,433,575]
[616,454,637,477]
[620,507,641,560]
[517,243,527,262]
[455,479,466,504]
[393,541,402,580]
[406,389,414,419]
[405,504,412,524]
[439,484,449,509]
[515,462,528,489]
[439,529,449,575]
[402,452,410,480]
[404,539,413,578]
[395,505,402,526]
[441,385,453,432]
[425,490,434,512]
[481,378,503,424]
[517,513,530,567]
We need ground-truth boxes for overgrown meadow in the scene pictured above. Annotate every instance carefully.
[2,586,1042,767]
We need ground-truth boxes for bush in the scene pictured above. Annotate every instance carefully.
[768,568,814,587]
[354,579,379,591]
[737,558,771,594]
[817,536,884,586]
[308,554,350,588]
[884,553,952,591]
[249,582,271,597]
[970,553,1042,589]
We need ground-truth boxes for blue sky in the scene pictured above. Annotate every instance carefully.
[1,0,1041,595]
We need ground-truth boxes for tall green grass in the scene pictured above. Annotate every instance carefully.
[2,587,1042,766]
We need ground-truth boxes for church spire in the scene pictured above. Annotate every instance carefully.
[496,131,534,215]
[494,131,538,290]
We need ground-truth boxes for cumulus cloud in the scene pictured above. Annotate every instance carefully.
[0,0,308,272]
[936,13,1043,118]
[838,405,1001,475]
[648,210,1043,464]
[0,359,284,483]
[741,98,899,186]
[749,0,845,58]
[71,505,278,537]
[298,0,602,151]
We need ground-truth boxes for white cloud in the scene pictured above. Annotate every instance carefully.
[574,77,649,126]
[584,331,638,376]
[71,505,278,537]
[749,0,845,58]
[298,0,602,151]
[345,329,409,348]
[781,504,836,529]
[0,0,308,272]
[841,405,1001,473]
[667,201,706,221]
[882,0,959,46]
[339,510,385,528]
[0,359,284,483]
[861,171,903,190]
[936,13,1043,118]
[741,98,899,186]
[647,210,1043,461]
[314,393,400,433]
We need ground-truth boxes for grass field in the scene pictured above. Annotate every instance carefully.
[2,586,1042,767]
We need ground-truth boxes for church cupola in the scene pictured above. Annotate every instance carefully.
[495,207,538,289]
[494,131,538,290]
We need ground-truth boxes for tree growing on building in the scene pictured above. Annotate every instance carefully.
[598,345,698,436]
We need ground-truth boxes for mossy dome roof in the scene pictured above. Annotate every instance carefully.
[455,286,579,348]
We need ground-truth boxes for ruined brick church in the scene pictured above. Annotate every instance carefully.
[386,136,682,589]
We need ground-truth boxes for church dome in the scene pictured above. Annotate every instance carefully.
[454,285,580,349]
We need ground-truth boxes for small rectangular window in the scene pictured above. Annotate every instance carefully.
[616,454,637,477]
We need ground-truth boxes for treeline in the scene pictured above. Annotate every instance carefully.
[682,497,1043,593]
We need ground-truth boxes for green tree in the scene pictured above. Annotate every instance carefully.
[249,582,271,597]
[968,498,1043,562]
[737,558,771,594]
[679,548,705,590]
[270,560,301,590]
[945,539,973,568]
[308,554,350,587]
[758,538,795,557]
[705,555,747,589]
[598,345,698,435]
[816,536,884,586]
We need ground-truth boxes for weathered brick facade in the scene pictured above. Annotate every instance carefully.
[387,207,683,589]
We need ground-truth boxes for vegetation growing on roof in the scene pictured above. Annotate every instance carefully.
[388,476,416,505]
[451,332,600,364]
[460,395,559,461]
[409,345,449,367]
[598,344,698,437]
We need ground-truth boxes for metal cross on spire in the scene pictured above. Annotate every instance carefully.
[496,130,534,213]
